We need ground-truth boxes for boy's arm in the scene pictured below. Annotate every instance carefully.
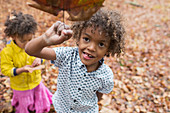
[97,91,103,101]
[25,21,72,60]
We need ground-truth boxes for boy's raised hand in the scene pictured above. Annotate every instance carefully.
[43,21,73,46]
[25,21,72,60]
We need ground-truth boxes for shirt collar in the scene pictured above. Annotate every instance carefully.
[8,40,24,53]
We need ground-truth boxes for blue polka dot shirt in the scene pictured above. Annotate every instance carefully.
[51,47,114,113]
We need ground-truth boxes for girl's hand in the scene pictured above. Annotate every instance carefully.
[13,65,32,75]
[43,21,73,46]
[22,65,33,72]
[32,58,41,67]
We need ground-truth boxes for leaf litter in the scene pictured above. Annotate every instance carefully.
[0,0,169,112]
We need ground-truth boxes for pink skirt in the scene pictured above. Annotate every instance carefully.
[12,82,52,113]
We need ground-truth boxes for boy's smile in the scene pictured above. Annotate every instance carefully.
[83,51,95,59]
[78,27,110,72]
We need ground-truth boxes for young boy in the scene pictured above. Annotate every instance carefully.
[25,9,125,112]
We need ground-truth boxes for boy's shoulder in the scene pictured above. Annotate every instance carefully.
[101,63,113,73]
[53,46,78,55]
[52,47,78,60]
[94,63,114,78]
[53,46,77,50]
[63,47,78,52]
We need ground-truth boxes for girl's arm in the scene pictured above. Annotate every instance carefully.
[1,49,34,76]
[25,21,72,60]
[14,65,32,75]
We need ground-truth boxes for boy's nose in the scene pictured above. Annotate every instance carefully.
[88,43,96,52]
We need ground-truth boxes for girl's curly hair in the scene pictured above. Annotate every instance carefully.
[4,11,37,38]
[71,9,125,57]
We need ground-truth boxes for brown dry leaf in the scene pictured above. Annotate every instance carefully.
[114,79,129,92]
[100,94,112,106]
[136,67,145,75]
[131,76,143,84]
[100,106,118,113]
[3,78,10,88]
[125,95,133,101]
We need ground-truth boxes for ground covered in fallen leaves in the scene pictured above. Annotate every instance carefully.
[0,0,169,113]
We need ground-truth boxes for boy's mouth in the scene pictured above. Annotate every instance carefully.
[83,52,95,59]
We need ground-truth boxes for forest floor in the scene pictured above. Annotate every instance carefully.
[0,0,169,113]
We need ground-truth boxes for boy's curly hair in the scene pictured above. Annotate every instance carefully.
[4,11,37,38]
[71,9,125,57]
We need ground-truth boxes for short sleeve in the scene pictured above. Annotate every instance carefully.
[51,47,73,67]
[98,69,114,94]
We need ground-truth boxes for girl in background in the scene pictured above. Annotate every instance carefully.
[0,11,52,113]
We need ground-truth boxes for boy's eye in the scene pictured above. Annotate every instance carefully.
[83,37,90,42]
[99,43,105,47]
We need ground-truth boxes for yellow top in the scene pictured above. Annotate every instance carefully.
[0,40,42,91]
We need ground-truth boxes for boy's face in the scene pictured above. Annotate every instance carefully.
[14,34,34,49]
[78,27,110,71]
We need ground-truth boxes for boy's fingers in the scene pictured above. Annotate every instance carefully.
[54,21,62,28]
[55,22,71,35]
[53,21,63,34]
[54,21,63,34]
[62,30,73,40]
[67,30,73,34]
[51,21,72,41]
[64,25,70,30]
[67,31,72,39]
[45,21,60,37]
[57,26,64,35]
[63,30,73,37]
